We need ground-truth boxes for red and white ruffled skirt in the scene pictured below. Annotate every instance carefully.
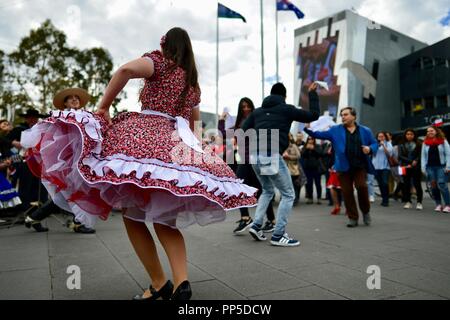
[21,109,258,229]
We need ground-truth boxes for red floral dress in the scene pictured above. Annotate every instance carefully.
[21,50,257,228]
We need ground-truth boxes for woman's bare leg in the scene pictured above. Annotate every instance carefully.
[122,212,166,297]
[153,223,188,289]
[331,188,340,208]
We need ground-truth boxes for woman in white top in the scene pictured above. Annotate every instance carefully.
[372,132,393,207]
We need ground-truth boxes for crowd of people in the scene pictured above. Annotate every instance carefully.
[211,89,450,232]
[1,27,449,301]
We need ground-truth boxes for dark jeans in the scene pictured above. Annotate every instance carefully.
[31,199,58,221]
[402,167,423,203]
[291,175,301,204]
[338,168,370,221]
[375,169,390,205]
[236,164,275,222]
[304,169,322,200]
[426,166,450,206]
[324,171,331,203]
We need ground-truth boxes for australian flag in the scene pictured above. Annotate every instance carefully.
[277,0,305,19]
[218,3,246,23]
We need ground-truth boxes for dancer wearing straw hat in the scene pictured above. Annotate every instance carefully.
[24,87,96,233]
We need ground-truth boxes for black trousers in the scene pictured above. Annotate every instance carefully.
[16,163,48,211]
[291,175,301,204]
[402,168,423,203]
[31,199,59,221]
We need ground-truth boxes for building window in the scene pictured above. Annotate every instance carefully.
[372,59,380,80]
[307,36,310,46]
[412,99,424,115]
[437,95,448,109]
[411,46,415,53]
[315,30,319,44]
[390,34,398,42]
[435,58,447,68]
[425,97,435,110]
[327,18,333,38]
[403,101,412,117]
[363,95,375,107]
[412,58,422,70]
[423,57,434,69]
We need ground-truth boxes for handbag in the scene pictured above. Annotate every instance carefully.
[382,144,398,167]
[387,155,399,167]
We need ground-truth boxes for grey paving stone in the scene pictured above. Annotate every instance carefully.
[210,263,311,297]
[52,271,140,300]
[191,280,247,300]
[49,254,139,300]
[323,248,412,272]
[285,263,416,300]
[0,268,51,300]
[48,237,112,260]
[1,195,449,300]
[383,266,450,299]
[249,285,348,300]
[228,241,331,270]
[381,249,450,274]
[0,246,49,272]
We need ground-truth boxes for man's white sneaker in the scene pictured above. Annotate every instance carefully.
[416,203,423,210]
[403,202,412,209]
[270,233,300,247]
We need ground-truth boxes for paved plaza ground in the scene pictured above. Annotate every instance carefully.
[1,193,449,300]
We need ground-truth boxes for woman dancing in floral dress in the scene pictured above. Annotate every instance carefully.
[21,27,257,300]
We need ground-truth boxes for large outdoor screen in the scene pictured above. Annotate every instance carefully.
[297,35,341,118]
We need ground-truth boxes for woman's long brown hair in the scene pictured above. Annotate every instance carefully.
[162,27,199,108]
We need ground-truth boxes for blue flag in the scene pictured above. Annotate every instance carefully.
[277,0,305,19]
[440,10,450,26]
[218,3,246,23]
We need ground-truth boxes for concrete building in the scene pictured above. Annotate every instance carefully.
[399,37,450,137]
[293,10,427,133]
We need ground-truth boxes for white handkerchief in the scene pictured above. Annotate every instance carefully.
[315,81,329,91]
[310,115,336,132]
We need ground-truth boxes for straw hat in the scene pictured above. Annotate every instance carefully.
[53,87,90,110]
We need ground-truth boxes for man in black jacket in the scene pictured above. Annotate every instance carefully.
[242,83,320,247]
[6,109,49,218]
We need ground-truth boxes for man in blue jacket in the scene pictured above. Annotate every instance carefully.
[242,83,320,246]
[304,107,378,227]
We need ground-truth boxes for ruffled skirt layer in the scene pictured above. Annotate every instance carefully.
[21,110,257,228]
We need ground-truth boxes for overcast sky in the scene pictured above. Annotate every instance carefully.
[1,0,449,115]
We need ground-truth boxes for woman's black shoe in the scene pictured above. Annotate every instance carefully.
[171,280,192,300]
[132,280,173,300]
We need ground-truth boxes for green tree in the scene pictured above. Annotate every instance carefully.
[2,19,121,119]
[71,47,123,113]
[0,49,4,86]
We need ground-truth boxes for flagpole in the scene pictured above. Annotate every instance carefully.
[260,0,265,101]
[275,0,279,83]
[216,7,219,128]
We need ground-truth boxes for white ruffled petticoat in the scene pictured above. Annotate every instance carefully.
[21,109,257,229]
